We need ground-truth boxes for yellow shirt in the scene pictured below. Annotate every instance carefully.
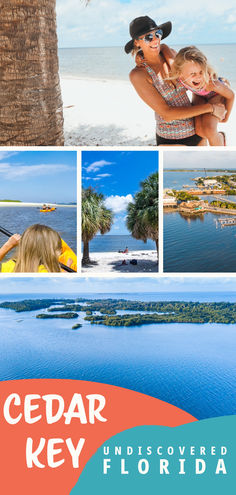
[1,259,48,273]
[1,239,77,273]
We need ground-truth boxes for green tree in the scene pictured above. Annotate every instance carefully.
[82,187,113,265]
[126,172,158,261]
[176,191,199,201]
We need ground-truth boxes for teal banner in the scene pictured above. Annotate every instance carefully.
[71,415,236,495]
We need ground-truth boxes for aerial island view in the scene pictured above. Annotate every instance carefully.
[0,276,236,421]
[164,151,236,272]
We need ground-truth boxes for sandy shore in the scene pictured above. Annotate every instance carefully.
[61,77,236,147]
[82,250,158,273]
[0,202,76,207]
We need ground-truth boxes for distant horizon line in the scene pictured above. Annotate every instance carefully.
[58,42,236,50]
[1,290,236,295]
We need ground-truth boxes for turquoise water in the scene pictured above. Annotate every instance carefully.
[0,292,236,420]
[58,44,236,88]
[89,234,155,252]
[0,206,77,256]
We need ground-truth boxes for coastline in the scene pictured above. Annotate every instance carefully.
[0,202,76,207]
[61,76,236,146]
[82,250,158,273]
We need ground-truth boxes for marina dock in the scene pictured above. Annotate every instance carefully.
[218,217,236,227]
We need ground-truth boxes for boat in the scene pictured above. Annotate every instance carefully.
[40,207,56,212]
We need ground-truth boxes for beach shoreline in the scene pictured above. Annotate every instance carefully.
[0,202,76,207]
[61,77,236,147]
[82,250,158,273]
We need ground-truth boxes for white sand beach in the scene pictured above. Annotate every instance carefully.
[62,77,236,147]
[82,250,158,273]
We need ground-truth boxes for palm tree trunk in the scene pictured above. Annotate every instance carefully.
[155,238,158,264]
[0,0,64,145]
[82,239,90,265]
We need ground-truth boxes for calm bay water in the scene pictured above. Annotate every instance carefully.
[164,170,235,191]
[89,234,155,252]
[0,206,77,256]
[59,44,236,88]
[0,291,236,420]
[164,170,236,272]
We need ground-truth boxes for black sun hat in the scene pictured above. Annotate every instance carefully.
[125,16,172,54]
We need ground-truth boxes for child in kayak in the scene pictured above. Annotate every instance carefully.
[0,224,76,272]
[164,45,234,145]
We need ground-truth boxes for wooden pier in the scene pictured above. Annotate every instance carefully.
[218,217,236,227]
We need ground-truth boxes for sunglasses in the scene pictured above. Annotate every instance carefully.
[137,29,163,43]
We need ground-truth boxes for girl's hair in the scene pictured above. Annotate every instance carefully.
[14,224,62,272]
[169,46,217,83]
[132,45,143,57]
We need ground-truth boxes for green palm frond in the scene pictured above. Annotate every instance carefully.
[82,187,114,242]
[126,172,158,243]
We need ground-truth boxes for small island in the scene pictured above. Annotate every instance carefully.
[36,312,78,319]
[0,299,75,312]
[72,323,82,330]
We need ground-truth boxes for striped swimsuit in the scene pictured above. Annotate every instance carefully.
[144,63,196,140]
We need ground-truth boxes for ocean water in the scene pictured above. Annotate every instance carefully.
[89,234,156,252]
[59,44,236,88]
[0,291,236,420]
[0,206,77,256]
[164,171,236,272]
[164,170,235,191]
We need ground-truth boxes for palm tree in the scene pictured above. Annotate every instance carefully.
[126,172,158,261]
[0,0,64,145]
[82,187,113,265]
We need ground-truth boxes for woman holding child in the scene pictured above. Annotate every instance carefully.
[125,16,234,146]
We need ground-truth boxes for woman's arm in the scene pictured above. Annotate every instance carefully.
[0,234,21,262]
[211,80,235,122]
[160,44,176,67]
[130,68,226,121]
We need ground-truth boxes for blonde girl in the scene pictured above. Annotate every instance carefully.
[165,46,234,146]
[0,224,74,273]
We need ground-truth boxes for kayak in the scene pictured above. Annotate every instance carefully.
[40,207,56,212]
[59,239,77,272]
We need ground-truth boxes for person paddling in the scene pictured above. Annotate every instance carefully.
[0,224,76,273]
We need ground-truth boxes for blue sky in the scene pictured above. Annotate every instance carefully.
[82,150,158,234]
[0,151,77,203]
[56,0,236,48]
[0,276,236,294]
[164,151,236,169]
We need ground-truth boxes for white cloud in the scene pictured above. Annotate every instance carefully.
[227,13,236,23]
[82,176,101,181]
[0,152,19,161]
[0,163,71,180]
[56,0,236,47]
[1,276,236,295]
[86,160,114,173]
[104,193,133,213]
[97,173,112,178]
